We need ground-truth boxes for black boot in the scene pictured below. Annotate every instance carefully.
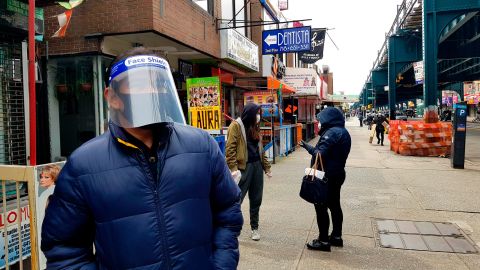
[329,235,343,247]
[306,239,331,252]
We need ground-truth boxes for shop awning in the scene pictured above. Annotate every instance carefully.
[267,76,296,94]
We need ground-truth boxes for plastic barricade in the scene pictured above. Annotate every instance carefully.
[388,120,452,157]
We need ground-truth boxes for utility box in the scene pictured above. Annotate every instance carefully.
[451,102,468,169]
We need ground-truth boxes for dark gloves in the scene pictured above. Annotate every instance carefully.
[299,140,314,154]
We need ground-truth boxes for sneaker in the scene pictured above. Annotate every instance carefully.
[251,230,260,241]
[306,239,331,252]
[329,236,343,247]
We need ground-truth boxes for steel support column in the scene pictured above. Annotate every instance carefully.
[423,0,480,106]
[388,33,422,119]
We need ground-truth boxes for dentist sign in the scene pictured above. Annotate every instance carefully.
[262,26,311,55]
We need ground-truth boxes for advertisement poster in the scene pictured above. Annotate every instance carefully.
[0,201,31,269]
[187,77,222,131]
[278,0,288,11]
[413,61,424,84]
[283,67,320,96]
[35,162,65,270]
[244,91,279,118]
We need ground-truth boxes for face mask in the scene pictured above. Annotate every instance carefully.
[256,114,261,123]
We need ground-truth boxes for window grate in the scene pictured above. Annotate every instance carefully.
[0,35,27,165]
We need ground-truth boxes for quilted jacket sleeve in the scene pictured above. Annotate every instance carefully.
[41,160,97,270]
[208,134,244,270]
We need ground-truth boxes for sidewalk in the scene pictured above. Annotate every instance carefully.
[238,118,480,270]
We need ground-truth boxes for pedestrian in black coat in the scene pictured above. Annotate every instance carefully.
[299,107,352,252]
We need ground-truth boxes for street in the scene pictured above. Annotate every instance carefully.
[238,118,480,270]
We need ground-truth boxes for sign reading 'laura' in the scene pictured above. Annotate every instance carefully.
[187,77,222,131]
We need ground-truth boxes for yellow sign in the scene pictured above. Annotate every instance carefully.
[187,77,221,131]
[190,107,221,130]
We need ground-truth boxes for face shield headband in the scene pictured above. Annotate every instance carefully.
[108,55,186,128]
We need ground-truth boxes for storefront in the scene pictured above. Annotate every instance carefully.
[464,81,480,117]
[46,55,111,160]
[283,67,324,141]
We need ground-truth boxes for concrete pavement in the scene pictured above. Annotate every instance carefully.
[238,118,480,270]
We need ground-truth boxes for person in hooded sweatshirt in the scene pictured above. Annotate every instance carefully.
[226,103,272,241]
[299,107,352,252]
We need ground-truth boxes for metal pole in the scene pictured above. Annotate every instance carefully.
[28,0,36,165]
[271,87,275,164]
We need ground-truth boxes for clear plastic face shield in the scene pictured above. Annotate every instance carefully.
[108,55,186,128]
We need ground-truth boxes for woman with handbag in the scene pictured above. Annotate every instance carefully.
[299,107,351,252]
[226,103,272,241]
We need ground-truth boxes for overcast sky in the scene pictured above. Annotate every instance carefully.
[282,0,401,95]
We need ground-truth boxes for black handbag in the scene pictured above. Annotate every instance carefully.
[300,153,328,204]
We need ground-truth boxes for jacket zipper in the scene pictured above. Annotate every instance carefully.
[137,144,172,270]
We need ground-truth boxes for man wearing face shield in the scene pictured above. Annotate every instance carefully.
[41,47,243,270]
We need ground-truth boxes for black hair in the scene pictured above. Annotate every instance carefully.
[104,47,157,87]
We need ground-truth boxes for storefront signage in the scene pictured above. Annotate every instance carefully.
[278,0,288,11]
[283,68,319,96]
[0,202,31,269]
[0,0,44,39]
[413,61,424,84]
[221,29,259,72]
[244,91,279,117]
[464,81,480,105]
[298,28,326,64]
[262,26,311,55]
[187,77,222,131]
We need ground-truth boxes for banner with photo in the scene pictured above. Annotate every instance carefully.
[298,28,326,64]
[34,162,66,270]
[244,91,279,118]
[187,77,222,131]
[278,0,288,11]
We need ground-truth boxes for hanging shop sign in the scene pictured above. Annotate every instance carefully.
[187,77,222,131]
[278,0,288,11]
[283,68,319,96]
[0,0,44,39]
[262,26,311,55]
[220,29,259,72]
[178,59,193,81]
[298,28,326,64]
[413,61,424,84]
[244,91,279,118]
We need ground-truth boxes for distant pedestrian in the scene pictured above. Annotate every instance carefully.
[358,113,364,127]
[299,107,352,252]
[375,114,389,146]
[226,103,272,241]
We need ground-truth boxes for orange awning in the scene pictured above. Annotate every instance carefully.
[267,76,296,94]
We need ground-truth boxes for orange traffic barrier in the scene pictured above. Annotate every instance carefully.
[388,120,452,157]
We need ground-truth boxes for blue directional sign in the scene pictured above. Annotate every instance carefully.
[262,26,311,55]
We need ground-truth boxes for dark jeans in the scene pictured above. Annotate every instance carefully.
[239,161,264,230]
[376,129,384,144]
[359,119,363,127]
[314,172,346,242]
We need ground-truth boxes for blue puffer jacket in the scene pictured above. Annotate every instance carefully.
[41,122,243,270]
[304,107,351,176]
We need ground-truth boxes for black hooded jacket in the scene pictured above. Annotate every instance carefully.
[304,107,352,176]
[242,103,261,163]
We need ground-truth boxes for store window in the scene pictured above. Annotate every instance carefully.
[222,0,248,37]
[193,0,214,15]
[48,56,96,158]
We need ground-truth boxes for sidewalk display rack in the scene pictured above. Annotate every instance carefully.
[389,120,452,157]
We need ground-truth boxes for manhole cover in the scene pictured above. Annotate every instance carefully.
[373,219,478,254]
